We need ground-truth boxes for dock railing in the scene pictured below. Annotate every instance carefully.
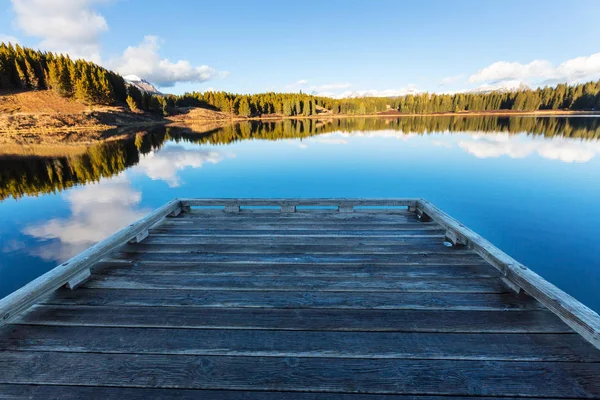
[1,198,598,350]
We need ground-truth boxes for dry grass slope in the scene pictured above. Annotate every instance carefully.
[0,90,165,144]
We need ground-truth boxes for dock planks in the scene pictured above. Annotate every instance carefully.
[1,199,600,399]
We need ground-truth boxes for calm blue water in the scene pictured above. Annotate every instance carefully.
[1,116,599,312]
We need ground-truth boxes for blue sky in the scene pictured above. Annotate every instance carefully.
[2,0,600,95]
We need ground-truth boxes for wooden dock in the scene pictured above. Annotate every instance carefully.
[1,198,600,399]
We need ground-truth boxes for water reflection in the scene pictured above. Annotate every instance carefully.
[2,115,600,201]
[133,145,233,187]
[458,134,600,162]
[22,176,150,261]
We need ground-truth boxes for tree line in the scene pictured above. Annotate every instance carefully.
[0,42,175,114]
[3,42,600,117]
[0,42,127,105]
[174,81,600,117]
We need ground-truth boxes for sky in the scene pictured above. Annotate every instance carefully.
[1,0,600,96]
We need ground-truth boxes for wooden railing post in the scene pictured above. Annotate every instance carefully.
[416,208,432,222]
[445,229,467,247]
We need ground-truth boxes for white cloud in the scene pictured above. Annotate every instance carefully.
[468,52,600,85]
[10,0,107,62]
[0,35,19,44]
[556,53,600,82]
[110,35,222,87]
[133,145,232,187]
[8,2,223,87]
[22,176,150,262]
[458,134,600,163]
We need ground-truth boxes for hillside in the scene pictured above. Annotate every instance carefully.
[0,90,88,114]
[0,90,165,145]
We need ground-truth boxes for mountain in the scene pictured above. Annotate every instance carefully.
[324,87,421,99]
[468,80,531,94]
[123,75,162,95]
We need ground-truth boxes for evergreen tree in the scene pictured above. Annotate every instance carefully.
[303,99,311,116]
[238,97,251,117]
[14,60,27,88]
[126,95,139,112]
[24,58,38,89]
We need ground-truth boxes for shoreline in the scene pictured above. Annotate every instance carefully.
[1,109,598,147]
[177,109,600,124]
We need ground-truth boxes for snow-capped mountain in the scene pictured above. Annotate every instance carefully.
[468,80,531,94]
[123,75,162,95]
[319,87,422,99]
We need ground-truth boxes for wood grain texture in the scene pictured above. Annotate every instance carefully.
[2,325,597,362]
[171,214,420,223]
[153,222,441,231]
[150,229,448,237]
[180,198,418,208]
[109,252,485,265]
[93,261,502,278]
[46,288,543,310]
[141,234,447,245]
[0,385,569,400]
[0,352,599,397]
[118,242,474,255]
[82,274,510,293]
[14,306,571,332]
[182,209,416,219]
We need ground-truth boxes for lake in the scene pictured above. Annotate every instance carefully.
[1,115,600,312]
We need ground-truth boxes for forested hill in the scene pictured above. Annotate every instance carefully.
[2,42,600,119]
[0,42,127,105]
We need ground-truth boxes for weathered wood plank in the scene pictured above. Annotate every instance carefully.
[180,198,418,208]
[153,222,440,231]
[14,306,571,332]
[165,213,418,227]
[0,199,182,327]
[94,261,502,279]
[176,212,417,221]
[109,252,485,265]
[0,385,569,400]
[46,288,543,311]
[182,209,416,220]
[118,243,473,255]
[3,325,597,362]
[417,199,600,351]
[0,352,599,397]
[141,234,446,245]
[150,229,447,237]
[83,275,509,293]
